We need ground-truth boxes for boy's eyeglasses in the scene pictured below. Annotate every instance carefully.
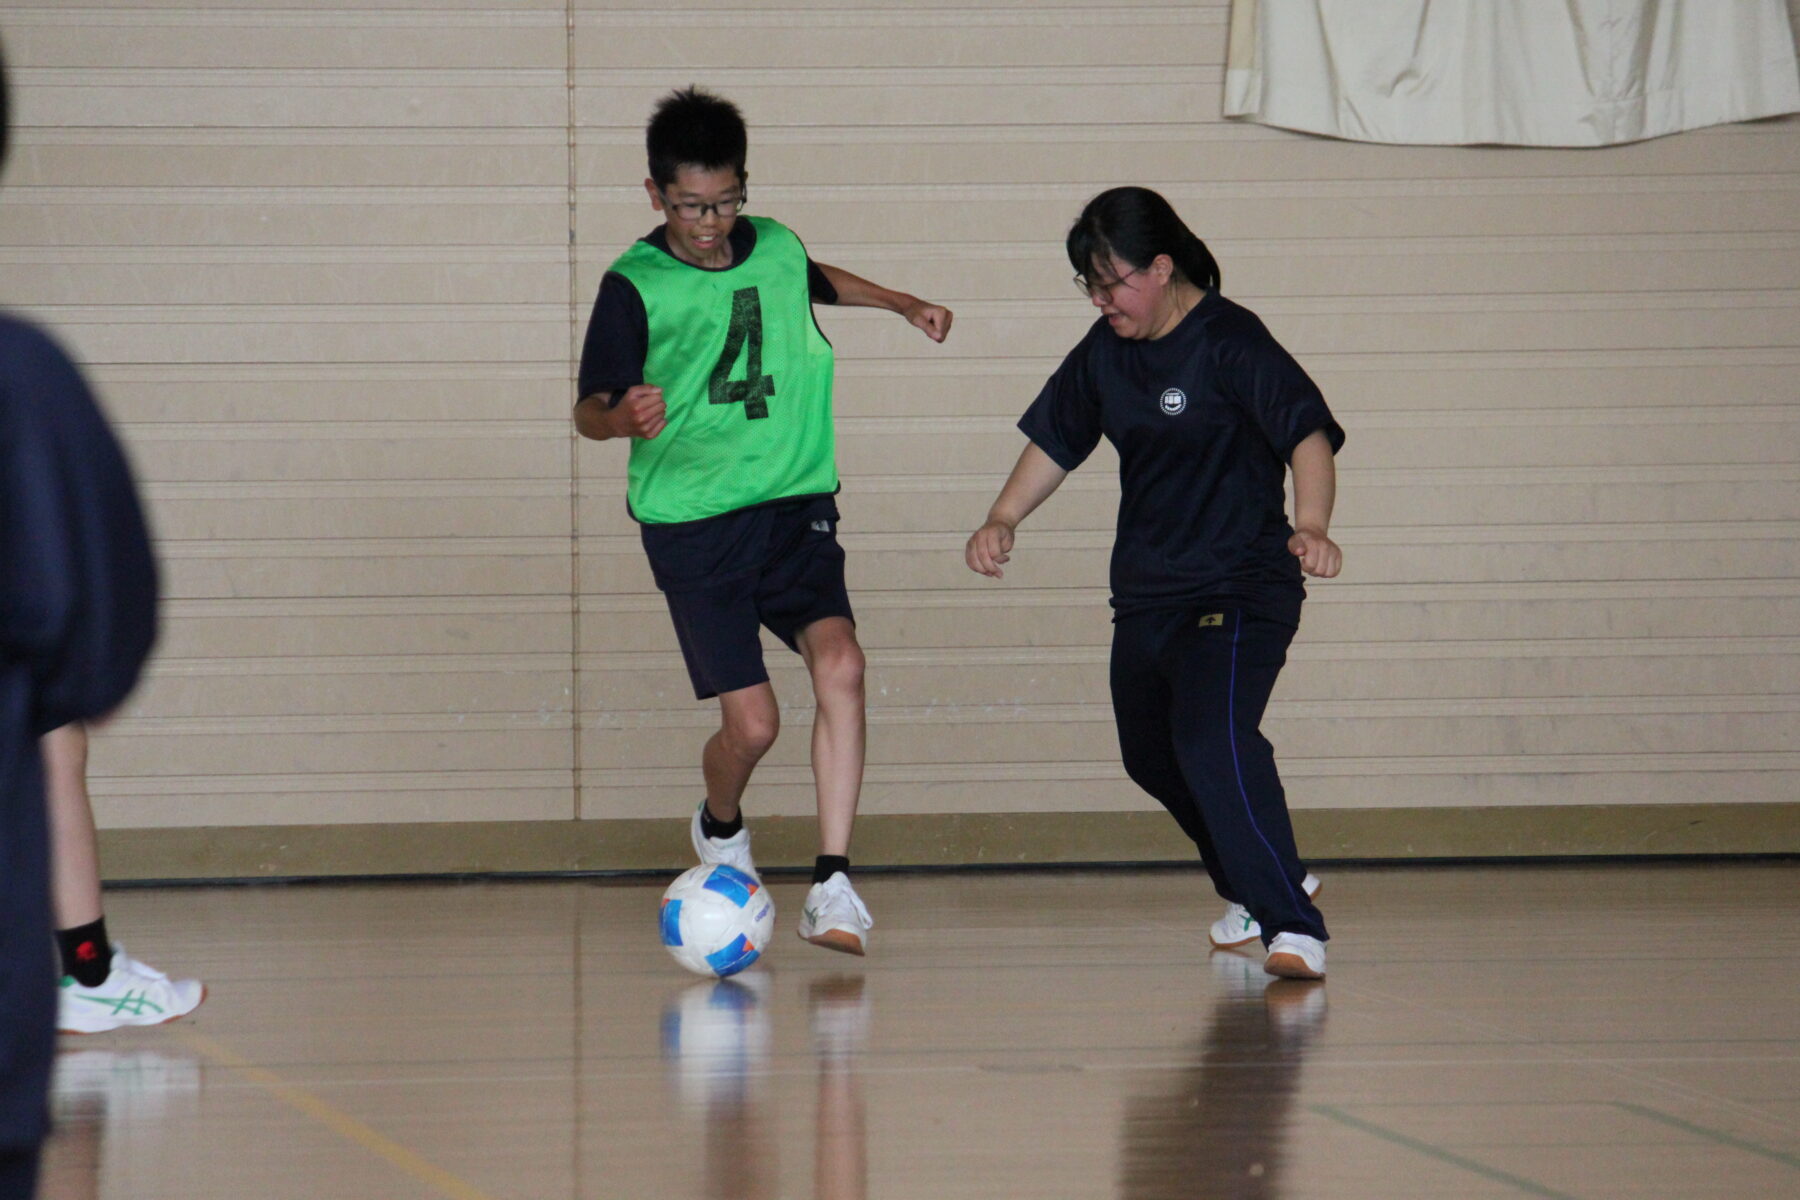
[660,189,746,222]
[1073,265,1145,301]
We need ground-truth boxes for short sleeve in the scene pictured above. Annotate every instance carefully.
[576,271,648,402]
[0,320,158,733]
[806,259,837,305]
[786,223,835,304]
[1214,311,1344,460]
[1017,326,1105,471]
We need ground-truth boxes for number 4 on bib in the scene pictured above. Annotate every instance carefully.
[709,287,777,420]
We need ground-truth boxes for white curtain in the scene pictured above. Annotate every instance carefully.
[1224,0,1800,146]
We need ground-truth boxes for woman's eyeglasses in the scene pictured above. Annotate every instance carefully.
[1073,264,1146,301]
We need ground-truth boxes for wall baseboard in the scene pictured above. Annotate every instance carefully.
[95,803,1800,882]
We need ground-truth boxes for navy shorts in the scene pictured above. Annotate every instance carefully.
[642,494,855,700]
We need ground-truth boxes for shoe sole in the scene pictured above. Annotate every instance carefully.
[58,985,208,1035]
[1207,879,1325,950]
[800,929,865,957]
[1263,952,1324,981]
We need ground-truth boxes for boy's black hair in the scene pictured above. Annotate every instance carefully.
[646,86,747,189]
[1067,186,1221,292]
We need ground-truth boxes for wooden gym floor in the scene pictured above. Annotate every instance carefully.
[39,861,1800,1199]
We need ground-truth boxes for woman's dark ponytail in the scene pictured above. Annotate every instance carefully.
[1174,229,1220,292]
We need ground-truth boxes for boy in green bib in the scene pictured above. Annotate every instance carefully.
[575,87,952,956]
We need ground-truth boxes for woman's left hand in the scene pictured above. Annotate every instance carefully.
[1288,528,1341,578]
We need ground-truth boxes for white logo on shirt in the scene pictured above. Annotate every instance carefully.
[1159,388,1187,415]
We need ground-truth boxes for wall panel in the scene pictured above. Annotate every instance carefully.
[3,1,577,829]
[571,0,1798,841]
[4,1,1793,866]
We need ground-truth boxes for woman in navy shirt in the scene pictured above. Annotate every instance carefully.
[966,187,1344,979]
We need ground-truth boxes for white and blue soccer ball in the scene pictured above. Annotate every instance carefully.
[659,863,775,978]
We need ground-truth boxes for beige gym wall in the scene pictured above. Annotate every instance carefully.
[2,1,1795,878]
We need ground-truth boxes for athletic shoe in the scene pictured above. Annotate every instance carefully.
[57,946,205,1034]
[690,801,759,880]
[1263,932,1327,980]
[1208,872,1322,949]
[797,873,872,957]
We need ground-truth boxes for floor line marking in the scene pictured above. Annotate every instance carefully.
[1614,1102,1800,1170]
[1309,1104,1583,1200]
[173,1029,497,1200]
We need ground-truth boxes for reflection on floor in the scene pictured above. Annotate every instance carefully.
[40,862,1800,1199]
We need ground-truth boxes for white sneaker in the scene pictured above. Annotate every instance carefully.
[1209,872,1322,949]
[797,873,872,957]
[57,946,205,1034]
[690,802,759,880]
[1264,932,1327,980]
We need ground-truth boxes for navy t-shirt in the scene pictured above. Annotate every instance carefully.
[1019,289,1343,626]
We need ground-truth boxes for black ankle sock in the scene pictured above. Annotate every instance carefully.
[700,801,743,841]
[812,855,850,885]
[57,917,111,986]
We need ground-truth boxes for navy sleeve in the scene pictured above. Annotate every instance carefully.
[780,223,838,304]
[1017,324,1105,471]
[0,318,159,735]
[807,259,838,305]
[1214,311,1344,460]
[576,272,647,403]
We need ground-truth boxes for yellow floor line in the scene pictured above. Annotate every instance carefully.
[172,1029,497,1200]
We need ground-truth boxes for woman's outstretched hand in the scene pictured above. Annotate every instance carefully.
[965,520,1016,578]
[1287,528,1341,578]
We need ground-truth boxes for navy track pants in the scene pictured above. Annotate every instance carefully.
[1110,606,1327,945]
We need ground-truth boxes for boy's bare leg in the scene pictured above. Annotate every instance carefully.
[702,682,780,822]
[44,722,104,929]
[796,617,866,857]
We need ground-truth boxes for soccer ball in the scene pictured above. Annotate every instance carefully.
[659,863,775,978]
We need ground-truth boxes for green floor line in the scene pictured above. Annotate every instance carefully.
[1309,1105,1582,1200]
[1615,1102,1800,1170]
